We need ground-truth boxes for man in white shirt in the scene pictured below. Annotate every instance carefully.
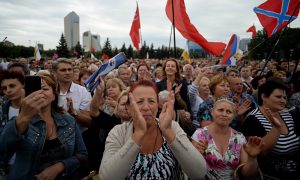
[52,59,92,129]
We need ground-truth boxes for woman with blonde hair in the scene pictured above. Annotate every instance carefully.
[197,74,230,127]
[102,78,127,116]
[192,98,264,179]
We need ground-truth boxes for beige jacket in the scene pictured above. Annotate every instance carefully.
[99,120,207,180]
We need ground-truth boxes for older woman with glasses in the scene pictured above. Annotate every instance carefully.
[192,98,264,179]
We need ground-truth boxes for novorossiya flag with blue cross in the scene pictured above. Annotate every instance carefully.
[254,0,300,38]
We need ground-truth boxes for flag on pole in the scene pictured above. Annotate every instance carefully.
[130,3,141,51]
[102,53,109,60]
[181,43,191,64]
[85,52,127,92]
[246,25,257,38]
[34,44,41,62]
[220,34,240,66]
[91,53,97,61]
[165,0,226,56]
[254,0,300,38]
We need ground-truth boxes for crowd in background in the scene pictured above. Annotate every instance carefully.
[0,56,299,179]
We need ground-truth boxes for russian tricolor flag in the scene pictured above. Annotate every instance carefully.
[221,34,240,66]
[85,52,127,92]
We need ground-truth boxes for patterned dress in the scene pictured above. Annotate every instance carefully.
[126,140,181,180]
[192,127,246,179]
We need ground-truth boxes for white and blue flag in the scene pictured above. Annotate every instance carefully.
[85,52,127,92]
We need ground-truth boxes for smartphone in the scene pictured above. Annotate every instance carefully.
[25,76,41,96]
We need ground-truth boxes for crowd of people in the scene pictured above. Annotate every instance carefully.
[0,56,299,179]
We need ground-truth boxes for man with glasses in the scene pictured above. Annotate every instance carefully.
[52,59,91,131]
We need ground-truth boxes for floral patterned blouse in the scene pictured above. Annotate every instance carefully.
[192,127,246,179]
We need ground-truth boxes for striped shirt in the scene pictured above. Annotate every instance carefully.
[242,108,300,179]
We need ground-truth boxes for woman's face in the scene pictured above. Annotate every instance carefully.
[131,86,158,123]
[212,101,234,127]
[199,79,210,96]
[258,78,266,87]
[262,89,286,111]
[107,83,122,100]
[116,95,131,121]
[138,66,148,80]
[165,61,177,76]
[80,73,90,86]
[1,79,24,101]
[213,81,230,98]
[41,79,55,107]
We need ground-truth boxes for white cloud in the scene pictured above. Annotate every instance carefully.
[0,0,299,50]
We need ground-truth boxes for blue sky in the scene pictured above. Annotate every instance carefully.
[0,0,299,50]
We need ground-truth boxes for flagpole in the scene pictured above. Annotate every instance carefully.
[168,25,173,57]
[171,0,177,58]
[261,0,300,74]
[137,1,143,59]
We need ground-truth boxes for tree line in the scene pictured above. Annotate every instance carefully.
[1,28,299,60]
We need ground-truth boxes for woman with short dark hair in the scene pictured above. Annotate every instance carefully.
[242,78,300,179]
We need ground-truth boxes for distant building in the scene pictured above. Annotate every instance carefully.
[239,38,251,52]
[64,11,80,50]
[82,31,101,52]
[187,40,207,57]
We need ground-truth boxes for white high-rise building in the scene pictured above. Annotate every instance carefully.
[83,30,101,52]
[239,38,251,52]
[64,11,80,50]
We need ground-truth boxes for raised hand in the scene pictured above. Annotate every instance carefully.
[244,136,264,158]
[264,107,282,128]
[159,91,175,138]
[105,97,117,108]
[66,97,76,115]
[94,77,105,96]
[192,140,208,154]
[128,93,147,145]
[16,90,47,134]
[174,83,182,95]
[237,97,252,116]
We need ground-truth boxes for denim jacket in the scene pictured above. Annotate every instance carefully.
[0,111,88,180]
[0,100,11,135]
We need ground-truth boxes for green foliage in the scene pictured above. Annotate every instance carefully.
[56,33,70,58]
[102,38,112,57]
[73,41,83,58]
[248,28,300,60]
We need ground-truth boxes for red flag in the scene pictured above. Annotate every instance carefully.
[165,0,226,56]
[102,53,109,60]
[130,3,141,51]
[254,0,300,37]
[246,25,257,38]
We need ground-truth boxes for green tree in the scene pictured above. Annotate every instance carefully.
[73,41,83,58]
[56,33,70,58]
[120,43,127,55]
[112,47,119,56]
[127,45,134,59]
[248,28,300,60]
[102,38,112,57]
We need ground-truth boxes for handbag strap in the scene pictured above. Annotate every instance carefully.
[233,163,264,180]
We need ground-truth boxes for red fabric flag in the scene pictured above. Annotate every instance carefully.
[246,25,257,38]
[130,4,141,51]
[165,0,226,56]
[102,53,109,60]
[254,0,300,38]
